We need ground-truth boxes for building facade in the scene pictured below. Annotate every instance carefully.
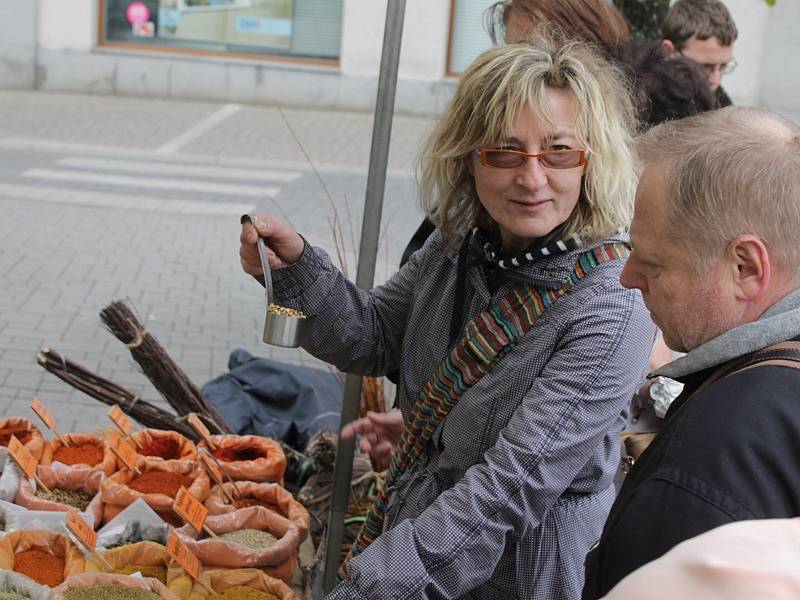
[0,0,796,116]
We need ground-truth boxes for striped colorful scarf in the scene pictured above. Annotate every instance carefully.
[341,242,630,576]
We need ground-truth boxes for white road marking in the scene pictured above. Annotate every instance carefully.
[156,103,242,154]
[0,183,254,215]
[21,168,278,197]
[57,157,302,183]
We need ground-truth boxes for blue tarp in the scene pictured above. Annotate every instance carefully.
[202,348,341,451]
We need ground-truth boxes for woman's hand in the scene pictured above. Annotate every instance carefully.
[341,410,405,472]
[239,213,305,277]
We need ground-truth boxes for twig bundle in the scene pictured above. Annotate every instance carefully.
[99,300,233,434]
[36,347,198,441]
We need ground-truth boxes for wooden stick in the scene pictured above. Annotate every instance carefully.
[54,430,73,447]
[220,484,236,505]
[94,551,115,572]
[202,523,218,539]
[33,474,52,494]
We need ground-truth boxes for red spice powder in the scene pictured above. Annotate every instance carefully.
[14,549,65,587]
[0,428,32,446]
[52,442,103,466]
[212,446,264,462]
[128,471,194,497]
[138,437,182,460]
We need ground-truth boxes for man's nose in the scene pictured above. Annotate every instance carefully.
[708,66,723,88]
[619,260,643,291]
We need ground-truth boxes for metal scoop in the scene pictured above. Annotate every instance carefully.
[247,214,307,348]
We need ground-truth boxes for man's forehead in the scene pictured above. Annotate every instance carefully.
[683,35,734,60]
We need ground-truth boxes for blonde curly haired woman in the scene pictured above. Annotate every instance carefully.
[240,32,654,600]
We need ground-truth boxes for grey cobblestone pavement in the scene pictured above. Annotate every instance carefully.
[0,90,430,434]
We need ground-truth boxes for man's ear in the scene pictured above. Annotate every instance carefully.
[727,235,771,302]
[661,39,676,54]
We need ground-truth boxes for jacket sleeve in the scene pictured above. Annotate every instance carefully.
[326,280,656,599]
[270,235,432,377]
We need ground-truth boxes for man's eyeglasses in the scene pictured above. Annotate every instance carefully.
[473,148,588,169]
[679,52,738,76]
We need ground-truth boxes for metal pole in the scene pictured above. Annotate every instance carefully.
[322,0,407,593]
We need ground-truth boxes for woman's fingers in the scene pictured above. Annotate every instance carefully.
[238,213,305,273]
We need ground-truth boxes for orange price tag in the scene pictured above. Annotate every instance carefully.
[31,396,57,431]
[109,438,138,472]
[66,511,97,551]
[173,487,209,533]
[107,405,133,435]
[7,435,37,478]
[198,451,223,486]
[167,530,201,580]
[187,413,216,450]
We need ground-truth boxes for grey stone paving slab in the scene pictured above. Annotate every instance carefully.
[0,90,426,434]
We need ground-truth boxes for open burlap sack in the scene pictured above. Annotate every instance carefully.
[131,429,198,467]
[198,436,285,485]
[84,540,192,599]
[52,572,180,599]
[205,482,309,542]
[175,506,300,584]
[187,568,297,600]
[0,530,85,588]
[15,465,104,528]
[41,434,116,476]
[0,417,45,461]
[101,461,210,526]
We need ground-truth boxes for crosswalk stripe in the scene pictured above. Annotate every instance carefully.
[20,168,278,198]
[57,157,302,183]
[0,183,255,215]
[156,103,242,154]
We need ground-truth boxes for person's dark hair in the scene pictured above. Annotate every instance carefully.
[630,40,714,130]
[486,0,631,63]
[663,0,738,49]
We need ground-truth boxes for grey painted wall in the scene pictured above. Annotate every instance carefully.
[0,0,37,88]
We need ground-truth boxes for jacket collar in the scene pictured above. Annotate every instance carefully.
[466,229,630,290]
[654,288,800,380]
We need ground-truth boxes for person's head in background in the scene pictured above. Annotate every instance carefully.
[630,40,714,131]
[662,0,737,98]
[486,0,631,63]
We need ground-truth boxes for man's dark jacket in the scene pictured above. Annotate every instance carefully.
[582,294,800,599]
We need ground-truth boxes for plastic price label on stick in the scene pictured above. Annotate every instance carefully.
[167,530,201,581]
[187,413,216,450]
[31,396,57,431]
[66,510,97,552]
[110,437,138,472]
[173,486,208,533]
[7,435,37,478]
[108,405,133,435]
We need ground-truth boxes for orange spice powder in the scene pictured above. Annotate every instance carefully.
[128,471,194,497]
[53,442,103,466]
[0,428,32,446]
[14,549,65,587]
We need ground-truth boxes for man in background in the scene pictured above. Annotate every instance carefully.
[662,0,738,107]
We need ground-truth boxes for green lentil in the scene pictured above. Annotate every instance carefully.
[216,528,279,550]
[35,487,94,511]
[0,593,31,600]
[63,584,162,600]
[208,587,279,600]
